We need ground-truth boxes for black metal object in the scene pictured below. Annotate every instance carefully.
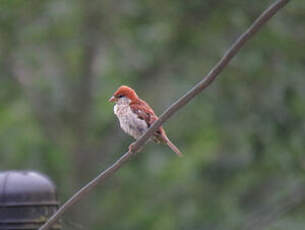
[0,171,60,229]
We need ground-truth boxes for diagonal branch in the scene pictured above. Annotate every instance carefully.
[39,0,290,229]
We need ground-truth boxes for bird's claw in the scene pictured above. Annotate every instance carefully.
[128,142,136,153]
[128,142,144,154]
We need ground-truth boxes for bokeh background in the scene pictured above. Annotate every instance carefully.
[1,0,305,229]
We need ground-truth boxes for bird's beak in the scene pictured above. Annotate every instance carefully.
[108,96,117,102]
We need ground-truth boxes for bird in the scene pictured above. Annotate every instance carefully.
[109,85,182,157]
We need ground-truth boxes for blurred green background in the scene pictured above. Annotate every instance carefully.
[1,0,305,229]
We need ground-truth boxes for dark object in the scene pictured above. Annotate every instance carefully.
[0,171,60,230]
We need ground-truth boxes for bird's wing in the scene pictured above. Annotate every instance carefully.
[130,98,182,156]
[130,100,158,127]
[130,99,168,143]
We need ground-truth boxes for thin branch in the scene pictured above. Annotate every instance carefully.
[39,0,290,229]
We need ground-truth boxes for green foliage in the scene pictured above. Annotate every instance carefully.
[0,0,304,229]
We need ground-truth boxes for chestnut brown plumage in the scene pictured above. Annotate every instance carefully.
[109,85,182,157]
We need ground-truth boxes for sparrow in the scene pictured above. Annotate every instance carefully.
[109,85,182,157]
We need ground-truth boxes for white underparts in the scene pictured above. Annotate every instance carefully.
[114,97,148,139]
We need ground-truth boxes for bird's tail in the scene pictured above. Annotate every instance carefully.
[163,135,183,157]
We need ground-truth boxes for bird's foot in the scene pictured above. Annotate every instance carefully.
[128,142,137,153]
[128,142,143,154]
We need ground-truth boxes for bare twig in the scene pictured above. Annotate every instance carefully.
[39,0,290,229]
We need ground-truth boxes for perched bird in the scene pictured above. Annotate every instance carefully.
[109,85,182,157]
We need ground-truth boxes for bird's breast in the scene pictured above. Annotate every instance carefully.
[114,104,148,139]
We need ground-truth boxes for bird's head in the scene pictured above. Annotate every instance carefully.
[109,85,138,103]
